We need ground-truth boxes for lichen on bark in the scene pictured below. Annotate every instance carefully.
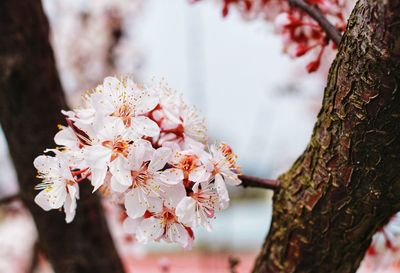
[253,0,400,272]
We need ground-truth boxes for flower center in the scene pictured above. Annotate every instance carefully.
[189,189,217,218]
[131,167,149,188]
[177,155,198,179]
[219,143,240,173]
[112,104,133,127]
[161,208,177,225]
[219,143,235,164]
[102,136,130,161]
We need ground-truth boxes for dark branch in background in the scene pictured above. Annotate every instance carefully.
[239,175,280,191]
[0,1,125,272]
[289,0,342,46]
[0,193,20,206]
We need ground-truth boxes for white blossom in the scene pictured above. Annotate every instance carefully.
[199,143,241,209]
[181,106,207,144]
[176,181,219,231]
[169,150,210,184]
[366,213,400,266]
[89,77,159,137]
[123,146,180,219]
[34,153,80,223]
[135,199,193,249]
[85,118,136,191]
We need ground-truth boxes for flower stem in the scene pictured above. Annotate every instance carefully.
[239,175,280,191]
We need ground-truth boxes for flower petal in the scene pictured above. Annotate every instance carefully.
[34,190,52,211]
[64,187,77,223]
[148,147,172,173]
[161,183,186,208]
[214,173,230,210]
[123,217,143,234]
[111,175,130,193]
[224,173,242,186]
[103,76,125,102]
[109,157,131,186]
[166,223,190,248]
[224,172,242,186]
[175,197,196,227]
[125,188,148,219]
[54,126,79,149]
[127,139,154,170]
[156,168,184,185]
[90,92,115,116]
[131,116,160,137]
[189,165,210,183]
[136,217,164,244]
[45,183,68,209]
[132,90,159,115]
[84,145,111,169]
[97,118,126,140]
[90,167,108,192]
[33,155,59,175]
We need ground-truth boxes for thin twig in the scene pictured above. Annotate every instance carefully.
[0,193,20,206]
[228,256,240,273]
[239,175,280,191]
[289,0,342,46]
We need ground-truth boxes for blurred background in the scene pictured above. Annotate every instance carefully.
[1,0,387,272]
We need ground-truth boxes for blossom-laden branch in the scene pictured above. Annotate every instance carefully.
[195,0,349,72]
[288,0,342,46]
[33,76,244,249]
[239,175,280,191]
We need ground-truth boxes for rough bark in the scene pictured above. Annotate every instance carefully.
[253,0,400,272]
[0,1,126,273]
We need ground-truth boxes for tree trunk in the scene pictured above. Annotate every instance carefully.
[253,0,400,272]
[0,1,126,273]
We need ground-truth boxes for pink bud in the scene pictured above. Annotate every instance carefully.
[306,59,320,73]
[295,44,310,57]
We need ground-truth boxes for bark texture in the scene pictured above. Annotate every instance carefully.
[253,0,400,272]
[0,1,126,273]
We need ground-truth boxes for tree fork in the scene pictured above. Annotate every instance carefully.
[0,1,125,273]
[253,0,400,272]
[288,0,342,46]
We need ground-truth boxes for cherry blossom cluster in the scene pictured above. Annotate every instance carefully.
[43,0,144,105]
[33,76,242,249]
[196,0,351,72]
[365,213,400,267]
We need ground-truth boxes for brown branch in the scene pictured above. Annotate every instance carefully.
[288,0,342,46]
[239,175,280,191]
[0,193,20,206]
[253,1,400,272]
